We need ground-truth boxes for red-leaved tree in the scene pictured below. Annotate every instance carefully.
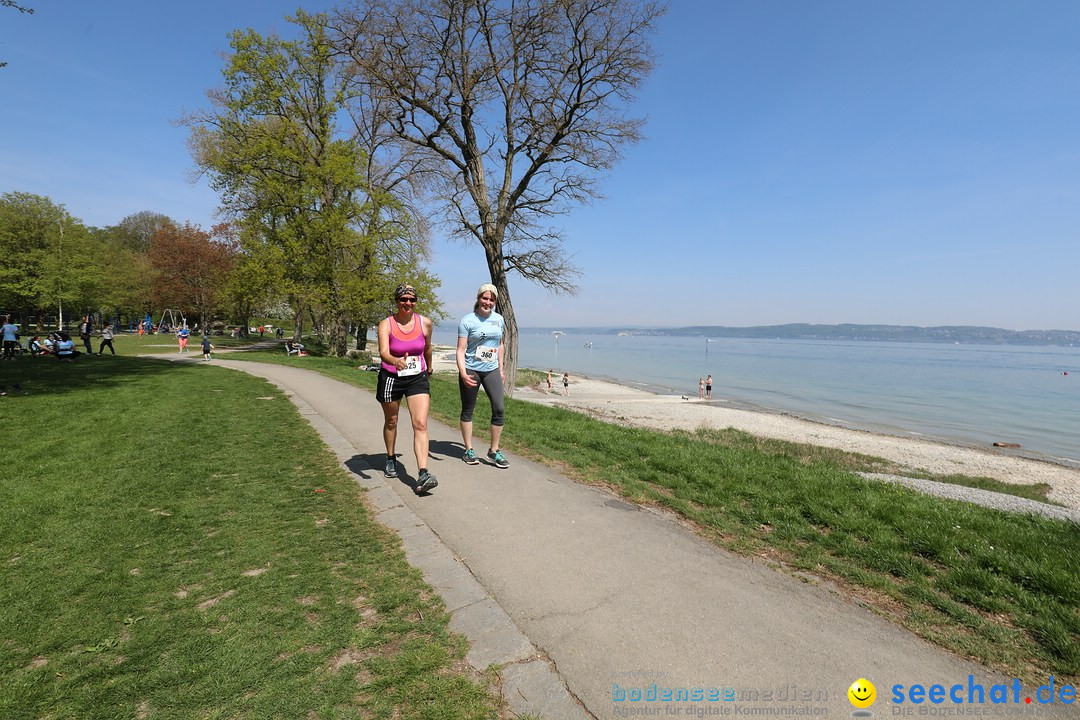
[148,222,236,328]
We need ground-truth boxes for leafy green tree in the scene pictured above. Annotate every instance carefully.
[222,244,279,336]
[0,191,96,327]
[0,191,54,319]
[109,211,175,253]
[185,10,438,356]
[333,0,664,391]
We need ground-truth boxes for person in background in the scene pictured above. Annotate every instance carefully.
[201,333,214,361]
[79,316,93,355]
[706,374,713,400]
[30,335,50,355]
[99,323,116,355]
[177,325,190,354]
[1,316,19,360]
[698,377,705,399]
[376,283,437,494]
[562,372,570,396]
[56,333,79,361]
[547,369,553,394]
[456,283,509,469]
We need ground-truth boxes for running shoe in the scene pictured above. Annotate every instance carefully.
[487,449,509,469]
[415,470,439,494]
[462,448,480,465]
[384,456,397,478]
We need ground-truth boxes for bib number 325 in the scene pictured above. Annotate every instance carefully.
[398,355,422,377]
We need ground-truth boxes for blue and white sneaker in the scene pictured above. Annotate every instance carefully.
[462,448,480,465]
[415,469,439,494]
[487,449,509,469]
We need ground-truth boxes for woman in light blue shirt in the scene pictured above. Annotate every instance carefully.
[2,316,20,360]
[456,284,509,469]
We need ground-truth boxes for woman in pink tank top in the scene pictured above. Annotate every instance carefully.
[376,283,438,495]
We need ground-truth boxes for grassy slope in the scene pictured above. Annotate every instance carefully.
[0,355,500,719]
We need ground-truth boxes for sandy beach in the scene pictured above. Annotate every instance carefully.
[503,370,1080,512]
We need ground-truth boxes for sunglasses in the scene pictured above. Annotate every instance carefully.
[397,297,417,303]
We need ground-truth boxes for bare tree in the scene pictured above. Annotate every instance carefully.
[1,0,34,68]
[331,0,664,392]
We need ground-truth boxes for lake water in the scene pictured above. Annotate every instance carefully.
[433,327,1080,468]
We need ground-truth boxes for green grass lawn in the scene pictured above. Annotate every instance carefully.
[86,329,278,355]
[0,355,501,720]
[225,349,1080,683]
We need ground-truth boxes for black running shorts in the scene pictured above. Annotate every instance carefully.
[376,368,430,403]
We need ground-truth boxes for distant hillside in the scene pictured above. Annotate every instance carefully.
[522,324,1080,346]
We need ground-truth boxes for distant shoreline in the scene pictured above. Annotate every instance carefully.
[515,324,1080,347]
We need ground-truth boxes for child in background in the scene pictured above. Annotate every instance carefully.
[201,334,214,361]
[99,323,116,355]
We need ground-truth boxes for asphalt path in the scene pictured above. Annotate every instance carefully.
[198,358,1073,719]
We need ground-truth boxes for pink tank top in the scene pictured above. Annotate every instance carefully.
[381,315,428,374]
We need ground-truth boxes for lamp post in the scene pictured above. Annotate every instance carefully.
[705,338,711,376]
[57,218,64,329]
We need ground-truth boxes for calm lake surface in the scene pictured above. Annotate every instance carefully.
[434,328,1080,468]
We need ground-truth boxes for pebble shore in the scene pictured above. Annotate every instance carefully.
[508,372,1080,521]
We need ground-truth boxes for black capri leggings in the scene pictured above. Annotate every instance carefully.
[458,369,505,426]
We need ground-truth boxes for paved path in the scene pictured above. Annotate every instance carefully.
[204,359,1072,719]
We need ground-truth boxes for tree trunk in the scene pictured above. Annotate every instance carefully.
[292,307,304,341]
[328,310,348,357]
[487,257,517,397]
[500,291,518,397]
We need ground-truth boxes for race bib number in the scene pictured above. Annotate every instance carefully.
[398,355,422,377]
[477,346,499,364]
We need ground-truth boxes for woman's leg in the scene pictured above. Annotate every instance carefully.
[406,393,431,471]
[479,371,505,451]
[381,400,400,457]
[458,372,482,451]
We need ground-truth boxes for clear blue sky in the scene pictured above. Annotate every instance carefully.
[3,1,1079,330]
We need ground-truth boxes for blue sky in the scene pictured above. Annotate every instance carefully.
[3,1,1079,330]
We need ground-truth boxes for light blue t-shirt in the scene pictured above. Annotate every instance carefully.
[458,311,504,372]
[1,323,17,342]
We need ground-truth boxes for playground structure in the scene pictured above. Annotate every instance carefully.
[156,309,186,333]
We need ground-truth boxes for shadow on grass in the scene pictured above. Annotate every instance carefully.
[0,354,197,398]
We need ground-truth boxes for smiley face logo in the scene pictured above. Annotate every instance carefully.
[848,678,876,709]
